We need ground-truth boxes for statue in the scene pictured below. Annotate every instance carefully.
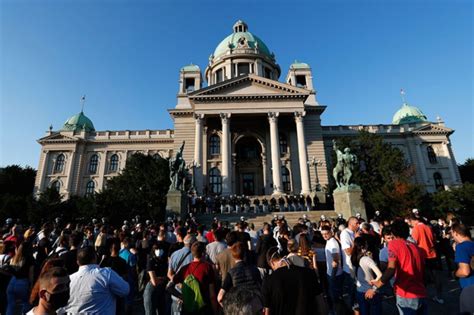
[332,140,358,188]
[169,141,186,191]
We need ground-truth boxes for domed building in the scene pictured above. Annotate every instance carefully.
[34,20,461,200]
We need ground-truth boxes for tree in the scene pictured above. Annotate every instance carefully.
[332,130,425,218]
[432,183,474,224]
[458,158,474,184]
[95,153,170,224]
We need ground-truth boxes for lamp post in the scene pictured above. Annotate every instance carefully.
[308,156,323,192]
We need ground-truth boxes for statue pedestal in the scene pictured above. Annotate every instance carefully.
[166,190,188,219]
[333,185,367,220]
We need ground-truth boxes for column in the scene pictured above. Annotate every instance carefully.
[194,114,204,193]
[294,111,311,194]
[220,113,232,195]
[268,112,282,194]
[37,150,50,194]
[97,150,108,191]
[442,141,459,185]
[66,150,78,196]
[261,153,268,194]
[415,141,429,184]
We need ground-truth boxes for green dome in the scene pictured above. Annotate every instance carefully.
[290,61,310,69]
[181,64,200,72]
[392,103,428,125]
[213,21,272,59]
[61,111,95,132]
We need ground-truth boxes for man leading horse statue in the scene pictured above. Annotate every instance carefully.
[332,140,358,189]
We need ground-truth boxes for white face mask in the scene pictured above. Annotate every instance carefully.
[154,249,164,258]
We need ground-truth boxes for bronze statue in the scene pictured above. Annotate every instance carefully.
[332,140,358,188]
[169,141,186,191]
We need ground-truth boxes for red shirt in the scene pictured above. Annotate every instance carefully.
[388,239,427,298]
[174,260,216,304]
[205,231,215,243]
[411,222,437,259]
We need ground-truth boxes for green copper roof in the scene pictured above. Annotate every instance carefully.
[181,64,200,72]
[392,103,428,125]
[290,61,310,69]
[61,111,95,132]
[213,32,272,59]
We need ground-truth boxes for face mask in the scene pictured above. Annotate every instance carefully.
[154,249,164,258]
[47,290,70,309]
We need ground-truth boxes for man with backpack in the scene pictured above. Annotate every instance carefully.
[171,241,218,315]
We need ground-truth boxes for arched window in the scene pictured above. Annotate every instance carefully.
[109,154,119,172]
[85,180,95,196]
[281,166,291,192]
[427,146,437,164]
[51,180,61,192]
[54,154,65,173]
[279,134,288,155]
[434,172,444,191]
[89,154,99,174]
[209,135,220,155]
[209,167,222,194]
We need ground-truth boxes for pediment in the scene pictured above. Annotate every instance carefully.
[38,132,79,143]
[189,74,310,102]
[412,123,453,135]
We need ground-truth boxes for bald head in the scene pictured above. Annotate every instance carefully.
[347,216,360,232]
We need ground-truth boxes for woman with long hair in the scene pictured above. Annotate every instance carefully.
[297,233,317,270]
[351,237,382,315]
[4,241,35,315]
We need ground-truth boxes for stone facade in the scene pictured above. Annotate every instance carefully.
[34,21,462,198]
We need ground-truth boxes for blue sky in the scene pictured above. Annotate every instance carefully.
[1,0,472,168]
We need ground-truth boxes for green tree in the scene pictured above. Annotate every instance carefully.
[332,130,425,218]
[95,153,170,224]
[458,158,474,184]
[432,183,474,224]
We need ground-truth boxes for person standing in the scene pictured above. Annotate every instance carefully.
[62,247,129,315]
[340,216,359,310]
[370,219,427,315]
[321,226,343,314]
[451,223,474,314]
[143,243,169,315]
[255,223,277,278]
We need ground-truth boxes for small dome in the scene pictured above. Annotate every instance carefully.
[392,103,428,125]
[213,21,272,59]
[61,111,95,132]
[181,64,200,72]
[290,61,310,69]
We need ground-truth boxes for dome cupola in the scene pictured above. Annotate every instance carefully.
[61,111,95,132]
[205,20,280,85]
[392,103,428,125]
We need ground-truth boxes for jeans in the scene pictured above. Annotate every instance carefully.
[356,291,382,315]
[327,274,344,310]
[143,281,167,315]
[343,271,356,307]
[395,295,428,315]
[6,277,31,315]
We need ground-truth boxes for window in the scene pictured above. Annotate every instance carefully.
[85,180,95,196]
[51,180,61,192]
[216,69,224,83]
[281,167,291,192]
[427,146,437,164]
[109,154,119,172]
[279,134,288,155]
[209,135,220,155]
[434,172,444,191]
[237,63,250,76]
[89,154,99,174]
[295,75,307,88]
[54,154,65,173]
[209,168,222,194]
[264,67,273,79]
[185,78,195,92]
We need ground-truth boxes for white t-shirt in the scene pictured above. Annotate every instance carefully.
[325,237,343,276]
[340,228,355,273]
[355,255,382,292]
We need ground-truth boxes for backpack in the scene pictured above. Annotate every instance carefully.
[182,262,206,312]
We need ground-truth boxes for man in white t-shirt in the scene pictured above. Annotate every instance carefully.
[339,216,360,309]
[321,226,343,313]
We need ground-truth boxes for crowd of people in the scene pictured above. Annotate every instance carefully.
[0,208,473,315]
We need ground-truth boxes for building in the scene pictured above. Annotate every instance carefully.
[34,20,462,199]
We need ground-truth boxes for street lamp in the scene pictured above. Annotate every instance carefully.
[308,156,323,192]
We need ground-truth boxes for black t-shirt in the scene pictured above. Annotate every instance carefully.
[146,256,168,278]
[61,249,79,275]
[100,256,128,278]
[262,265,322,315]
[256,235,278,269]
[36,237,51,265]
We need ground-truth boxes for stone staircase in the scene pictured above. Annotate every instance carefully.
[196,210,337,228]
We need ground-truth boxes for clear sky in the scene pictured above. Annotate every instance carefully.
[1,0,472,169]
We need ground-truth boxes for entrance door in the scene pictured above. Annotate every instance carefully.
[242,173,255,195]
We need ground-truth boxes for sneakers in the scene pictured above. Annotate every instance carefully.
[432,296,445,304]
